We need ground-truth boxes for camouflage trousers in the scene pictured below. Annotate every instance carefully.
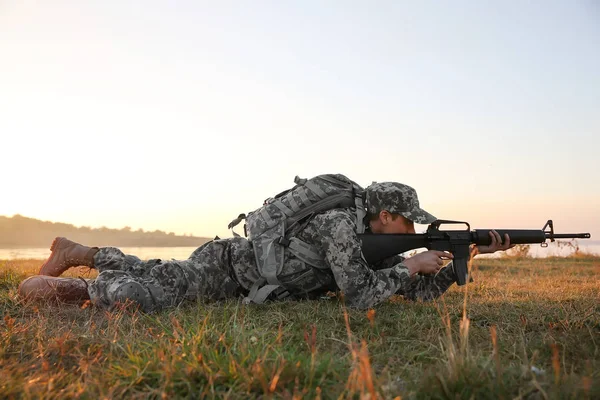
[87,238,257,313]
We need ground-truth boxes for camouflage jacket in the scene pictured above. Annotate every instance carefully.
[232,208,413,309]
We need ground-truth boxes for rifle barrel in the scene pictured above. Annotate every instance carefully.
[548,233,591,239]
[471,229,546,245]
[471,229,591,246]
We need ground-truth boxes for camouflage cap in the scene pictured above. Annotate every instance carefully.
[365,182,437,224]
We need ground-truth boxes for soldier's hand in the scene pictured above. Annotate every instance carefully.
[403,250,453,276]
[475,230,515,254]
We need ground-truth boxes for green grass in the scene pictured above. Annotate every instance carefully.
[1,255,599,399]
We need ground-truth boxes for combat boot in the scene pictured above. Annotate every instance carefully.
[39,237,99,277]
[18,275,91,303]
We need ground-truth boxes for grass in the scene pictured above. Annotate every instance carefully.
[1,254,599,399]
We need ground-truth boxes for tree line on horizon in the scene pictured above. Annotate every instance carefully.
[0,215,212,248]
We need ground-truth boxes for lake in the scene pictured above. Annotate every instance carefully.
[1,241,599,260]
[0,247,201,261]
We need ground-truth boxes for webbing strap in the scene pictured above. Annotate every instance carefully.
[259,208,274,227]
[262,240,280,285]
[288,238,329,270]
[305,181,327,199]
[273,200,293,217]
[243,279,290,304]
[297,189,311,207]
[252,284,280,304]
[354,195,366,234]
[285,192,301,213]
[244,277,264,304]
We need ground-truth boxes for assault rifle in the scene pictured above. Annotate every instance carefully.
[359,220,591,286]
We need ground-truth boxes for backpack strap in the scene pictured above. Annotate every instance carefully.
[260,238,280,285]
[294,176,313,207]
[260,208,275,227]
[286,237,329,270]
[304,180,328,199]
[273,201,294,217]
[354,191,367,234]
[227,213,247,237]
[243,277,290,304]
[283,192,302,213]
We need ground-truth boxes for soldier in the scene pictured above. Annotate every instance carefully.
[18,181,511,311]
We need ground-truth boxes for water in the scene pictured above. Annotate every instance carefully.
[1,241,598,260]
[0,247,201,261]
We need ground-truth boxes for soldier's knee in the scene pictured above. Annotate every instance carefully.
[89,271,166,313]
[111,281,152,312]
[113,280,168,313]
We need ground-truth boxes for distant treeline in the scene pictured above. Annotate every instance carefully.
[0,215,212,248]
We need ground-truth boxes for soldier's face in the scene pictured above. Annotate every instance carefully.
[383,215,415,234]
[372,212,415,234]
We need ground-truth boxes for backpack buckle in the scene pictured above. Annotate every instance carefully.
[277,236,291,247]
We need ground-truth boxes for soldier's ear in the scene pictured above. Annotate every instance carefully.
[379,210,391,225]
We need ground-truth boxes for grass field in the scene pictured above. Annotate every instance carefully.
[1,254,599,399]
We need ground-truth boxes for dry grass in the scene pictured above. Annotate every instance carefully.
[1,255,599,399]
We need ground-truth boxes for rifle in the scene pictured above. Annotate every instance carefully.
[359,219,591,286]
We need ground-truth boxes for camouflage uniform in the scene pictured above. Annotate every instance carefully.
[274,207,457,309]
[88,182,458,312]
[88,237,259,312]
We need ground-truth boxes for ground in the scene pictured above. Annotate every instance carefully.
[1,255,598,399]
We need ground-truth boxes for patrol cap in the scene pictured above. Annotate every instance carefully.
[365,182,437,224]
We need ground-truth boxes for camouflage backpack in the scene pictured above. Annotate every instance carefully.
[228,174,367,304]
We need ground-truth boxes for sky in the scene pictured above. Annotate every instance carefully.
[1,0,599,241]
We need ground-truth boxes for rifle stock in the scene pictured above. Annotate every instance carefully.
[359,219,591,286]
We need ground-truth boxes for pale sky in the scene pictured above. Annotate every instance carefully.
[1,0,599,240]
